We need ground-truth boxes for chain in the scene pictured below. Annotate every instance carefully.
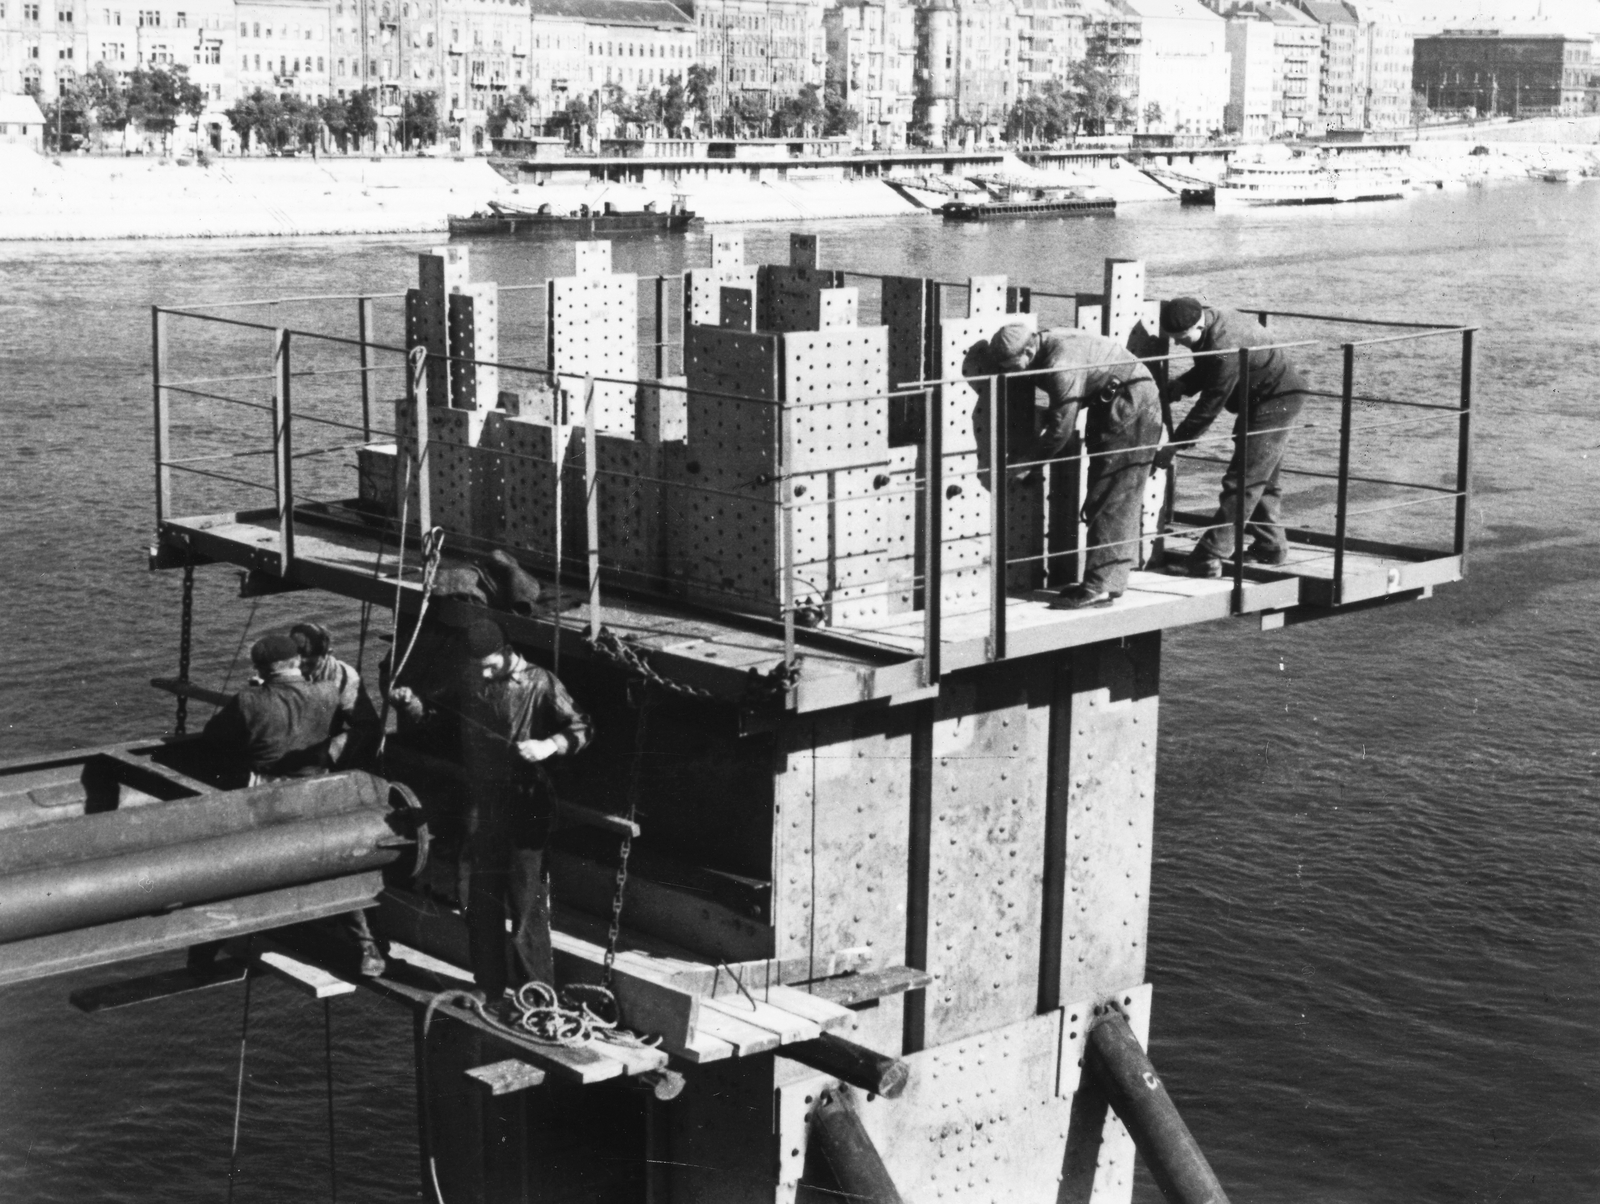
[175,561,196,735]
[604,692,650,989]
[586,625,714,700]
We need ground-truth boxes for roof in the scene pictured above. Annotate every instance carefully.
[1120,0,1224,19]
[526,0,691,26]
[1292,0,1357,21]
[1398,0,1600,38]
[1263,1,1319,24]
[0,93,45,125]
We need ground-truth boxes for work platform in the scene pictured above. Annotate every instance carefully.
[0,235,1476,1204]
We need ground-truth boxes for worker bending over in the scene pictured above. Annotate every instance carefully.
[1156,298,1309,577]
[987,323,1165,609]
[390,618,592,1013]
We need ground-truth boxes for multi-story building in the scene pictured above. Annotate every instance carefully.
[2,0,89,101]
[695,0,823,105]
[236,0,330,100]
[1224,6,1272,137]
[1081,0,1140,131]
[827,0,913,147]
[1262,0,1317,133]
[948,0,1017,128]
[1289,0,1357,129]
[441,0,529,146]
[332,0,441,114]
[1413,25,1592,118]
[1013,0,1084,102]
[524,0,692,131]
[1346,0,1407,127]
[1123,0,1226,134]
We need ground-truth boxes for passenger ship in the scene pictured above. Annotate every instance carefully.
[1213,155,1409,208]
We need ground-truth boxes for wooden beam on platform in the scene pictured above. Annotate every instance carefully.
[257,941,358,999]
[69,957,249,1013]
[465,1059,547,1096]
[805,966,934,1009]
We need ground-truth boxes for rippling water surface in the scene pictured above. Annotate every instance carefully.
[1,183,1597,1202]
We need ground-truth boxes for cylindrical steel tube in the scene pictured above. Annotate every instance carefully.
[0,808,398,944]
[1085,1012,1231,1204]
[785,1033,910,1100]
[810,1089,903,1204]
[0,771,389,877]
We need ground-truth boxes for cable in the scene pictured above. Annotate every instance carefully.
[226,957,255,1203]
[324,999,338,1204]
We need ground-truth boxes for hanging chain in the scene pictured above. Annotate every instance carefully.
[175,561,196,735]
[603,690,650,989]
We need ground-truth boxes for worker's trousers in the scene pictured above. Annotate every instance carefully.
[462,783,555,999]
[1080,378,1164,595]
[1197,392,1305,560]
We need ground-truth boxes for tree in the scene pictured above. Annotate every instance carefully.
[1142,101,1163,131]
[685,64,717,132]
[1070,46,1134,136]
[730,91,770,137]
[346,88,378,150]
[224,90,263,152]
[776,83,824,136]
[1006,79,1077,145]
[487,86,532,140]
[662,73,687,135]
[1410,88,1431,125]
[399,90,439,149]
[822,64,857,137]
[126,65,206,151]
[318,94,349,152]
[553,95,595,147]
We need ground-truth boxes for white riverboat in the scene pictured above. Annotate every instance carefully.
[1212,155,1408,208]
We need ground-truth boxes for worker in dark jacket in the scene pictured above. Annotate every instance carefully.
[292,622,380,768]
[1155,298,1309,577]
[988,323,1165,609]
[390,617,592,1009]
[203,633,362,783]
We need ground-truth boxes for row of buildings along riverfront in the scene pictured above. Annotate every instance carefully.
[0,0,1595,150]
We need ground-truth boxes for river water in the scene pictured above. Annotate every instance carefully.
[1,182,1597,1202]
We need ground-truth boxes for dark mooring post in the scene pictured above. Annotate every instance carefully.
[1086,1012,1231,1204]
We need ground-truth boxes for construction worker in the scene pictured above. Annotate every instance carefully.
[203,633,368,784]
[1155,297,1309,577]
[291,622,381,768]
[389,617,592,1011]
[987,323,1165,609]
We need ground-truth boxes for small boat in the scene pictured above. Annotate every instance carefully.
[449,197,698,237]
[1212,155,1407,208]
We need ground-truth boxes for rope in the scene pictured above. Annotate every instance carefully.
[175,562,195,735]
[226,958,254,1203]
[217,597,261,701]
[323,999,338,1204]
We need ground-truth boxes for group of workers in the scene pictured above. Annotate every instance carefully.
[984,295,1307,609]
[201,613,590,1013]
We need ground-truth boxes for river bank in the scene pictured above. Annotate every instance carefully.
[0,133,1593,241]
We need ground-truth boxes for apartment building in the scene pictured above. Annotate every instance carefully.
[236,0,329,98]
[1126,0,1226,134]
[695,0,823,102]
[826,0,913,146]
[1014,0,1084,99]
[1262,0,1316,133]
[1224,5,1271,137]
[1289,0,1356,129]
[1414,24,1593,118]
[1346,0,1408,127]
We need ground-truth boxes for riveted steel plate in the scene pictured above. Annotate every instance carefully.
[573,240,611,278]
[789,232,819,269]
[1101,261,1145,346]
[426,407,487,538]
[684,325,780,480]
[711,230,746,270]
[758,265,846,334]
[817,287,858,329]
[686,266,761,327]
[925,662,1052,1046]
[547,272,638,433]
[720,286,754,332]
[447,284,498,410]
[580,429,664,583]
[967,275,1009,320]
[637,375,687,444]
[499,416,577,559]
[940,315,1035,455]
[782,326,889,473]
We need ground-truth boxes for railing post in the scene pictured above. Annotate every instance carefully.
[923,385,943,686]
[152,307,171,527]
[1455,328,1474,571]
[584,374,601,642]
[988,373,1007,661]
[272,327,296,574]
[1333,343,1355,605]
[781,395,797,673]
[654,274,668,379]
[357,295,375,442]
[408,347,433,537]
[1232,346,1250,614]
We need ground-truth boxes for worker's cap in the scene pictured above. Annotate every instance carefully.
[987,322,1035,371]
[1159,297,1204,333]
[250,633,302,667]
[462,617,506,660]
[290,622,332,658]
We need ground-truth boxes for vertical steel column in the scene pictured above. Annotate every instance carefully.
[654,274,668,379]
[272,328,296,574]
[1332,343,1356,605]
[409,348,433,537]
[1455,329,1475,570]
[1231,347,1250,614]
[357,296,375,442]
[988,374,1008,661]
[152,308,171,526]
[584,375,601,642]
[781,392,797,671]
[922,386,943,685]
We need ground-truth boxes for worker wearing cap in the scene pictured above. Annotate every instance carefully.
[291,622,381,768]
[1155,298,1309,576]
[390,617,592,1006]
[203,633,365,784]
[987,323,1165,609]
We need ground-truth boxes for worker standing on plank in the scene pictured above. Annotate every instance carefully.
[986,323,1165,610]
[1155,298,1308,577]
[389,617,592,1011]
[292,622,381,768]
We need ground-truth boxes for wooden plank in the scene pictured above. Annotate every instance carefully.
[549,929,700,1049]
[662,1029,737,1065]
[465,1059,547,1095]
[0,872,383,988]
[257,945,358,999]
[763,984,855,1032]
[387,939,475,984]
[806,966,934,1008]
[689,1001,783,1056]
[700,994,819,1045]
[69,958,249,1013]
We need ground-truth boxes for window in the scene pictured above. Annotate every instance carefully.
[174,10,184,25]
[23,3,39,18]
[58,44,72,57]
[27,42,39,56]
[253,52,259,67]
[57,7,70,20]
[317,55,322,69]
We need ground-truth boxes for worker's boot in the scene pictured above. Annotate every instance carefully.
[358,940,386,978]
[1050,584,1118,610]
[1244,542,1288,567]
[1185,547,1224,578]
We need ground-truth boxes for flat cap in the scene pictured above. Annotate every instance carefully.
[290,622,332,658]
[988,322,1035,369]
[463,617,506,660]
[1159,297,1204,333]
[250,633,302,666]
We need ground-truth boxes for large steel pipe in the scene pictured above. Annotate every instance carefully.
[810,1088,904,1204]
[0,771,390,876]
[0,808,399,944]
[1085,1011,1231,1204]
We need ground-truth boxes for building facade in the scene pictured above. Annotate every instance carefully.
[1124,0,1226,135]
[827,0,913,147]
[442,0,529,144]
[1013,0,1084,101]
[1082,0,1140,131]
[1224,7,1272,137]
[236,0,330,99]
[1289,0,1356,129]
[1262,0,1316,134]
[695,0,823,103]
[1346,0,1408,127]
[1413,27,1593,118]
[1,0,89,101]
